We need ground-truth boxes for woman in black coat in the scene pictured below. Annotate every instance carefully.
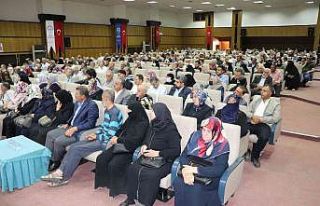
[216,94,248,137]
[120,103,181,206]
[284,60,300,90]
[94,102,149,197]
[183,91,213,129]
[28,90,74,145]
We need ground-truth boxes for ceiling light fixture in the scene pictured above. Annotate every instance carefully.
[265,5,272,7]
[305,1,315,4]
[196,9,204,12]
[183,6,192,9]
[201,1,212,5]
[169,5,175,7]
[215,4,225,7]
[253,1,264,4]
[146,1,158,4]
[123,0,135,2]
[226,7,236,10]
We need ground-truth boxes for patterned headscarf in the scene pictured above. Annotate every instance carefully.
[16,81,29,94]
[187,117,229,159]
[220,94,241,124]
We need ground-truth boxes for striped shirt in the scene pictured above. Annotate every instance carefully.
[96,105,123,144]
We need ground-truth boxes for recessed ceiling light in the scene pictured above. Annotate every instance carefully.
[253,1,264,4]
[305,1,315,4]
[169,5,175,7]
[265,5,272,7]
[123,0,135,2]
[215,4,225,7]
[226,7,236,10]
[201,1,212,5]
[146,1,158,4]
[196,9,204,12]
[183,6,192,9]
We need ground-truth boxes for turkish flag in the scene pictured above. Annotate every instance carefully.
[54,20,64,56]
[206,26,213,49]
[121,23,127,50]
[155,26,161,48]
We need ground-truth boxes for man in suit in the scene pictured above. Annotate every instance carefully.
[45,86,99,171]
[250,68,273,96]
[246,85,281,168]
[114,77,131,105]
[168,75,192,103]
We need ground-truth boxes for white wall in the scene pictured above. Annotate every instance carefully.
[0,0,39,22]
[242,6,319,27]
[179,13,206,28]
[159,10,180,28]
[214,12,232,27]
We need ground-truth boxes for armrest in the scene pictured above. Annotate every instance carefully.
[218,157,245,205]
[132,146,142,162]
[170,157,181,185]
[269,119,281,145]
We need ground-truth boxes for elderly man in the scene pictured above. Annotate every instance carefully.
[250,68,273,96]
[114,77,131,105]
[246,85,280,168]
[41,89,123,187]
[100,70,114,90]
[148,77,167,96]
[127,84,153,110]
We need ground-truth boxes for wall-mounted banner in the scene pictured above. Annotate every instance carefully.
[206,26,213,49]
[54,21,64,54]
[121,23,127,51]
[115,23,122,51]
[155,26,161,48]
[46,20,56,53]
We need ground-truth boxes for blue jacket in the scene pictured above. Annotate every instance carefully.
[31,97,56,122]
[168,86,192,103]
[68,98,99,138]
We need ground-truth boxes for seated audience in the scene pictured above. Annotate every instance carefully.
[270,64,283,97]
[131,74,144,94]
[45,86,99,171]
[224,85,248,106]
[127,84,153,110]
[100,70,114,90]
[284,60,300,91]
[173,117,229,206]
[120,103,181,206]
[216,94,248,137]
[183,90,213,129]
[246,85,281,168]
[164,73,175,85]
[29,90,74,145]
[147,77,167,96]
[168,75,192,103]
[229,68,247,91]
[41,89,123,186]
[95,102,149,196]
[250,68,273,96]
[114,77,131,105]
[118,69,133,90]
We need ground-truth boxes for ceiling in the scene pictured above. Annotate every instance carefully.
[64,0,319,12]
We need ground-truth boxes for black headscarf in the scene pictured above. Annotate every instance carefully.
[151,103,177,132]
[18,71,31,85]
[126,102,149,122]
[55,89,74,110]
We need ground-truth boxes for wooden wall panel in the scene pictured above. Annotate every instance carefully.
[244,26,313,37]
[64,23,112,57]
[0,21,41,53]
[213,27,232,38]
[127,25,149,47]
[160,27,184,50]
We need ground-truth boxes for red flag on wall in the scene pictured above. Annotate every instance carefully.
[206,26,213,49]
[54,20,64,56]
[121,23,127,51]
[155,26,161,48]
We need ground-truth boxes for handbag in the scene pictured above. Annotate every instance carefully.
[177,155,213,185]
[138,156,166,169]
[14,114,33,128]
[38,115,54,127]
[112,143,130,154]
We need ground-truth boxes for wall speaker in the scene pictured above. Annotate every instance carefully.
[308,27,315,37]
[64,37,71,48]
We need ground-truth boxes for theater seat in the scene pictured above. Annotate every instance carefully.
[158,95,183,115]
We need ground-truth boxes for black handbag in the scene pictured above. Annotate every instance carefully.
[177,155,213,185]
[138,156,166,169]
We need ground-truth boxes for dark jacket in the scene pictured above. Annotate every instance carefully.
[52,103,74,127]
[216,109,248,137]
[168,86,192,103]
[143,124,181,162]
[68,98,99,138]
[229,77,247,91]
[31,97,56,122]
[250,75,273,89]
[183,103,213,129]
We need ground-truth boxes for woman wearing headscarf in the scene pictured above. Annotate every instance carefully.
[94,102,149,197]
[173,117,230,206]
[15,88,56,137]
[284,60,300,90]
[47,73,61,94]
[28,90,74,145]
[183,91,213,129]
[120,103,181,206]
[164,73,175,85]
[216,94,248,137]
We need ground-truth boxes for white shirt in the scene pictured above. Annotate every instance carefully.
[96,66,108,73]
[148,84,167,96]
[173,87,183,97]
[131,84,138,94]
[0,90,15,108]
[254,99,270,117]
[115,89,123,101]
[258,76,266,87]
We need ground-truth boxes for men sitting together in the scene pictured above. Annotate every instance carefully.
[0,47,315,205]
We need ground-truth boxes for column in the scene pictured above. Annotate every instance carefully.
[205,12,214,50]
[231,10,242,50]
[313,4,320,51]
[146,21,161,51]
